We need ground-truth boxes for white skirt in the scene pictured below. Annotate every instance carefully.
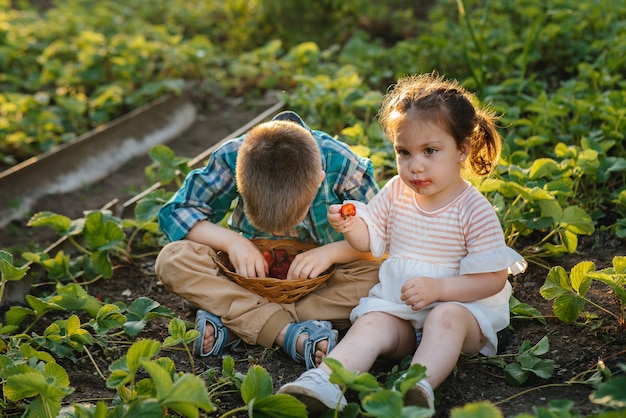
[350,255,513,356]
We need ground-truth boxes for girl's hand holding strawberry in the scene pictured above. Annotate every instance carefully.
[328,203,357,233]
[328,202,371,253]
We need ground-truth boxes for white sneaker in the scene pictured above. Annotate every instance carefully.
[278,368,347,413]
[405,379,435,410]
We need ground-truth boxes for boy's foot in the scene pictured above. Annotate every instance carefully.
[200,321,239,354]
[194,310,240,357]
[280,320,338,369]
[277,368,347,412]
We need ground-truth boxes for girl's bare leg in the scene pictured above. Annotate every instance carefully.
[317,311,416,375]
[411,303,484,389]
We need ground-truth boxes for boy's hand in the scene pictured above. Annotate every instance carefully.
[328,204,358,233]
[284,246,334,279]
[226,238,270,278]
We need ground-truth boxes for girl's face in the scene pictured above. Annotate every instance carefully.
[393,118,469,211]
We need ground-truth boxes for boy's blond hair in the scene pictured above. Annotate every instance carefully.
[236,120,322,232]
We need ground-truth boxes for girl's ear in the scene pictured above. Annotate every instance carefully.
[459,140,470,162]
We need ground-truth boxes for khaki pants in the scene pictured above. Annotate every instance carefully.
[155,240,381,348]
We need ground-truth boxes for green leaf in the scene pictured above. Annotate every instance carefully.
[5,305,34,326]
[107,339,161,389]
[591,376,626,407]
[560,206,594,235]
[124,297,174,337]
[503,363,527,387]
[90,251,113,279]
[83,211,125,251]
[529,358,555,380]
[450,401,503,418]
[163,317,199,347]
[149,144,176,164]
[27,211,73,236]
[612,256,626,275]
[540,266,571,300]
[0,251,29,282]
[241,365,273,403]
[528,158,559,180]
[509,296,547,324]
[362,389,403,416]
[569,261,595,295]
[41,251,72,281]
[91,304,126,335]
[394,363,428,395]
[250,394,308,418]
[126,339,161,371]
[538,199,562,223]
[527,336,550,357]
[127,297,173,321]
[558,229,578,253]
[159,374,215,416]
[50,283,102,318]
[4,362,71,403]
[553,293,585,324]
[134,189,169,222]
[26,294,66,317]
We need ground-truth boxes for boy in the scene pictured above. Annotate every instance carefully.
[155,111,380,369]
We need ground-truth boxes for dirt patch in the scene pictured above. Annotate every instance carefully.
[1,96,625,417]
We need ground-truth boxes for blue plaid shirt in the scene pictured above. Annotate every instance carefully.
[158,111,379,245]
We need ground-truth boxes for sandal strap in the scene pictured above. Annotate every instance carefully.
[194,309,240,357]
[283,320,338,369]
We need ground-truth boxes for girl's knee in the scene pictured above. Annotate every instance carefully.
[426,304,474,331]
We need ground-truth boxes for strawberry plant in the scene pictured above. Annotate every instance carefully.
[0,250,29,309]
[540,256,626,330]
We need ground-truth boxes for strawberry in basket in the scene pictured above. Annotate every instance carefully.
[269,249,296,280]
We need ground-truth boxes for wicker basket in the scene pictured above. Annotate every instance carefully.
[215,238,335,303]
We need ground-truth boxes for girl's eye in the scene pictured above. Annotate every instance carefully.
[397,149,410,157]
[425,148,436,155]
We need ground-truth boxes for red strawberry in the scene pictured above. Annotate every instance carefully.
[273,248,288,263]
[262,251,274,265]
[270,262,290,280]
[340,203,356,219]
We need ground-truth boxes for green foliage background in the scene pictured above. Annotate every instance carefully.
[1,0,624,242]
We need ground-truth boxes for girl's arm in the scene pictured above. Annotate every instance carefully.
[401,269,509,310]
[328,204,371,252]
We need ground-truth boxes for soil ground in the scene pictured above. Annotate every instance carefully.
[1,96,625,417]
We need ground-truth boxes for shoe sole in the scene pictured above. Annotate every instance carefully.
[405,385,434,409]
[278,384,334,413]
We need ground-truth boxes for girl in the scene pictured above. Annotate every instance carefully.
[278,73,527,412]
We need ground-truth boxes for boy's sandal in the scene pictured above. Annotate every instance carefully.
[282,320,338,370]
[193,309,241,357]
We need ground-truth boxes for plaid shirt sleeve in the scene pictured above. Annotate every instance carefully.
[158,139,241,241]
[307,129,380,244]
